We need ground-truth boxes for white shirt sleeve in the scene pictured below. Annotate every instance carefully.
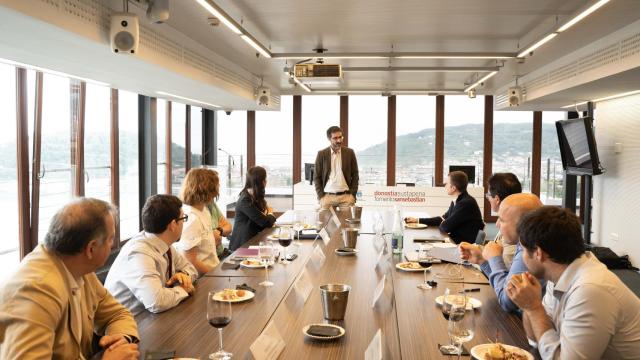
[179,216,205,251]
[538,284,618,360]
[121,250,189,313]
[172,248,198,281]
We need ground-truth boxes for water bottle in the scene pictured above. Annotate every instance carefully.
[391,205,404,254]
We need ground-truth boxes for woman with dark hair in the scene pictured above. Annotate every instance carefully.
[229,166,276,251]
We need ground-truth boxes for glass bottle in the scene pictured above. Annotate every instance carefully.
[391,205,404,254]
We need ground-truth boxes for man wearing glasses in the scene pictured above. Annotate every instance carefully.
[106,194,197,316]
[314,126,360,209]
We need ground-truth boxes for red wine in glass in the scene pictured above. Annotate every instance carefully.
[279,238,292,247]
[208,316,231,329]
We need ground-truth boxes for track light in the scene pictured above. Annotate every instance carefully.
[517,33,558,58]
[557,0,611,32]
[156,91,220,108]
[464,71,498,93]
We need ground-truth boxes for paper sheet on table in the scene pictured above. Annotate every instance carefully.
[250,321,286,360]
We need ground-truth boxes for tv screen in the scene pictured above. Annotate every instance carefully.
[304,163,315,184]
[556,116,603,176]
[449,165,475,184]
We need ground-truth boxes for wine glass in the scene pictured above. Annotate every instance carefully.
[440,285,466,354]
[279,227,292,264]
[259,241,274,287]
[417,244,433,290]
[373,212,384,239]
[292,213,304,245]
[207,291,233,359]
[448,303,475,359]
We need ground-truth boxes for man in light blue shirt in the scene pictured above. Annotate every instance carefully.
[508,206,640,359]
[459,193,542,312]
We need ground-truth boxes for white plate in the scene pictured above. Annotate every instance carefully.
[302,323,346,341]
[335,248,359,256]
[405,223,427,229]
[240,259,270,268]
[434,295,482,310]
[395,262,430,272]
[212,289,255,303]
[470,343,534,360]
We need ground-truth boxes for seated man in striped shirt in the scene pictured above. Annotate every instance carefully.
[106,194,197,315]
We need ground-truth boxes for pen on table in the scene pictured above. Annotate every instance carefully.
[464,288,481,292]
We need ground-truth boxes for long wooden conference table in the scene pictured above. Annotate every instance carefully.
[136,208,534,359]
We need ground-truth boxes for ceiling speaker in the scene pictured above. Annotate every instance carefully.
[110,13,139,54]
[508,86,522,107]
[256,87,271,106]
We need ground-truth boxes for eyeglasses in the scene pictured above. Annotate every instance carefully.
[176,214,188,223]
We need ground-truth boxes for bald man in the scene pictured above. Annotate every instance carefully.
[459,193,543,312]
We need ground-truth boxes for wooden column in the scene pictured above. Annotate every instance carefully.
[531,111,542,196]
[110,88,120,246]
[434,95,445,186]
[340,95,349,147]
[293,96,302,184]
[483,95,496,222]
[387,96,396,186]
[16,68,32,258]
[165,101,172,194]
[185,105,191,172]
[70,80,86,197]
[247,111,256,169]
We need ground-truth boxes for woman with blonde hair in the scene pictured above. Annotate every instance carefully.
[174,168,222,275]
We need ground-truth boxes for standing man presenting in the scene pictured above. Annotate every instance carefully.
[314,126,359,209]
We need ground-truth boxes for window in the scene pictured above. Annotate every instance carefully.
[257,96,293,195]
[301,96,339,180]
[217,110,246,192]
[157,99,167,194]
[171,102,186,195]
[444,96,484,186]
[541,111,565,204]
[84,83,111,202]
[0,63,19,280]
[349,95,387,185]
[396,96,436,185]
[493,110,533,191]
[190,106,203,168]
[38,73,72,242]
[118,90,140,240]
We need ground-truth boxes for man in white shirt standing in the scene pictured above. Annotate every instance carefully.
[314,126,359,209]
[106,194,197,316]
[507,206,640,359]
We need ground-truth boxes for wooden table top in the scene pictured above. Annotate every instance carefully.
[135,208,536,359]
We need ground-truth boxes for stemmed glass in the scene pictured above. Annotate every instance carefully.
[449,304,475,359]
[292,213,304,245]
[440,285,467,354]
[373,212,384,239]
[417,244,433,290]
[207,291,233,359]
[278,227,292,264]
[259,241,274,287]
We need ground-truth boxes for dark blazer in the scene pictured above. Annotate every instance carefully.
[313,146,359,200]
[420,191,484,244]
[229,192,276,251]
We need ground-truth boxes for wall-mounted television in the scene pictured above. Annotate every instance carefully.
[556,116,604,176]
[304,163,315,184]
[449,165,475,184]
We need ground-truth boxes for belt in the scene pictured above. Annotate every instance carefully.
[325,191,350,195]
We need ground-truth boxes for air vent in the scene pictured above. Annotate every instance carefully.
[294,64,342,78]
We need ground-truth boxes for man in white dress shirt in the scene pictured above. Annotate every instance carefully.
[507,206,640,359]
[106,195,198,316]
[314,126,359,209]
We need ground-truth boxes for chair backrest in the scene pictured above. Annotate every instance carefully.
[474,229,487,245]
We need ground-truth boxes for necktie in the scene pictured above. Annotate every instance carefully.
[165,249,173,281]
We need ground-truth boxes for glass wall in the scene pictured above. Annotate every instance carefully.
[190,106,203,168]
[84,83,111,202]
[444,95,484,186]
[257,96,293,194]
[492,111,533,191]
[157,99,167,194]
[396,95,436,185]
[118,90,140,240]
[541,111,565,204]
[38,73,72,242]
[301,96,339,180]
[171,102,186,195]
[217,110,247,192]
[349,95,387,185]
[0,63,19,281]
